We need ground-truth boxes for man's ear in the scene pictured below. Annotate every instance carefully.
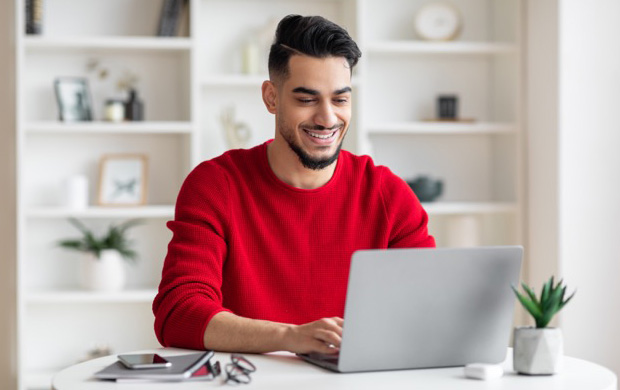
[262,80,277,114]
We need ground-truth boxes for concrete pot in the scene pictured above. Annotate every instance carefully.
[513,327,563,375]
[80,249,126,292]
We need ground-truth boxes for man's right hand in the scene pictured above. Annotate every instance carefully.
[204,312,343,354]
[283,317,343,354]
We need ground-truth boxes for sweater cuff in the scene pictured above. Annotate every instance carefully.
[164,298,231,350]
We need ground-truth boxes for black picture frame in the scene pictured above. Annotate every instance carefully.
[54,77,93,122]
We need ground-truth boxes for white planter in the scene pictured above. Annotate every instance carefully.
[80,249,126,292]
[513,327,563,375]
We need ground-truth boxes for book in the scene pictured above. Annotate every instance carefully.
[94,351,214,382]
[25,0,43,35]
[156,0,184,37]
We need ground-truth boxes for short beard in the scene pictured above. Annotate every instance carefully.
[287,139,343,170]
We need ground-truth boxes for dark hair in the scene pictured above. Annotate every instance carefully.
[268,15,361,82]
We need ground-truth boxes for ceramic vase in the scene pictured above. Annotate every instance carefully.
[513,327,563,375]
[80,249,126,292]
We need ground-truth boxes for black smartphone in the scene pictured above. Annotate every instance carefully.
[118,353,172,369]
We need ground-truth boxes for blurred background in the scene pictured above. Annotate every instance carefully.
[0,0,619,389]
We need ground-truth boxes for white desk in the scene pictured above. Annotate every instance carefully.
[53,348,617,390]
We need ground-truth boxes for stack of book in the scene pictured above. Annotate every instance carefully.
[157,0,188,37]
[25,0,43,34]
[95,352,217,383]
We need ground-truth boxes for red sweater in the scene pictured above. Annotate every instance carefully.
[153,141,435,349]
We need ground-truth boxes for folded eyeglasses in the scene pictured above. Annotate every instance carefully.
[205,353,257,385]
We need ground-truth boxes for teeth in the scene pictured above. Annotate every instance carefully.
[306,130,336,139]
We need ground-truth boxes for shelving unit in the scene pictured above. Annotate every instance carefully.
[23,36,192,51]
[26,289,157,304]
[13,0,524,389]
[365,41,518,54]
[25,121,193,134]
[25,205,175,219]
[15,0,196,389]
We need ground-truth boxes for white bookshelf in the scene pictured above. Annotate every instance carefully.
[367,122,517,135]
[202,74,270,87]
[23,36,192,51]
[422,202,518,216]
[25,206,175,219]
[13,0,525,389]
[25,121,193,134]
[26,289,157,304]
[366,41,518,55]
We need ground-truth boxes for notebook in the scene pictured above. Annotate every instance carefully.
[94,351,214,381]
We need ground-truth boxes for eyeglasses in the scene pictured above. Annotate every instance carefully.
[204,353,257,385]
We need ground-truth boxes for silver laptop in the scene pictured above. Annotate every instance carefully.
[300,246,523,373]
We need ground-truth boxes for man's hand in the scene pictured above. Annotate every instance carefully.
[204,312,343,354]
[283,317,344,354]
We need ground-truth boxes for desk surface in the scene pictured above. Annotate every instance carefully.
[53,348,617,390]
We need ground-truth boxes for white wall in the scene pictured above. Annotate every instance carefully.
[527,0,620,375]
[558,0,620,374]
[0,0,17,389]
[525,0,560,295]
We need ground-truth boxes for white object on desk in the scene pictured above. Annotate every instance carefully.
[464,363,504,380]
[52,348,618,390]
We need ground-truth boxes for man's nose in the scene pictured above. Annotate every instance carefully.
[314,101,338,129]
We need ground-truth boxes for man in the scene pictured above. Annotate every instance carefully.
[153,14,435,356]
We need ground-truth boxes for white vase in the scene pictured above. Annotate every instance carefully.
[80,249,126,292]
[513,327,563,375]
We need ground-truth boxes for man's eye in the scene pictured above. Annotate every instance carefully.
[298,99,315,104]
[335,99,349,103]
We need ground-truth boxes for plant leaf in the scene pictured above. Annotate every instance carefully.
[512,285,543,320]
[521,282,541,309]
[541,277,552,303]
[560,290,576,309]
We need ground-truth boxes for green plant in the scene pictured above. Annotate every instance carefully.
[512,276,575,328]
[58,218,142,262]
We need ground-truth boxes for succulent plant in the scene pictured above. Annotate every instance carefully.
[58,218,141,262]
[512,276,575,328]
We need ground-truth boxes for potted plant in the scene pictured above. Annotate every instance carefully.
[512,277,575,375]
[58,218,141,292]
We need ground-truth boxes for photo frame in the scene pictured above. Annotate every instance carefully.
[54,77,93,121]
[98,154,148,206]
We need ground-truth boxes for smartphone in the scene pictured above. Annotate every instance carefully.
[118,353,172,369]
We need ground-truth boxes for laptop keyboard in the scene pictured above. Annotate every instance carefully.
[306,352,340,363]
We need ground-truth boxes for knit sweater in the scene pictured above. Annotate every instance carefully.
[153,141,435,350]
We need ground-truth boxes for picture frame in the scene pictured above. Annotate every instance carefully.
[98,154,148,206]
[53,77,93,122]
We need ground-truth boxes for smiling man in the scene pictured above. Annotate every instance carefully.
[153,15,435,355]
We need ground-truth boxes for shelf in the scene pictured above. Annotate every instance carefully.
[366,41,518,55]
[25,121,194,135]
[202,74,360,88]
[26,206,174,219]
[202,74,269,87]
[367,122,517,135]
[23,36,192,52]
[26,289,157,304]
[422,202,518,215]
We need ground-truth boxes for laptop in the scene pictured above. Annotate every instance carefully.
[299,246,523,373]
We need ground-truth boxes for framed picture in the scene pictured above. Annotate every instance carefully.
[98,154,148,206]
[54,77,93,121]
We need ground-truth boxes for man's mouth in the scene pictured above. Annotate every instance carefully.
[303,129,339,140]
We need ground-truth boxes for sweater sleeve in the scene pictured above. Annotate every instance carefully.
[152,161,232,349]
[380,167,436,248]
